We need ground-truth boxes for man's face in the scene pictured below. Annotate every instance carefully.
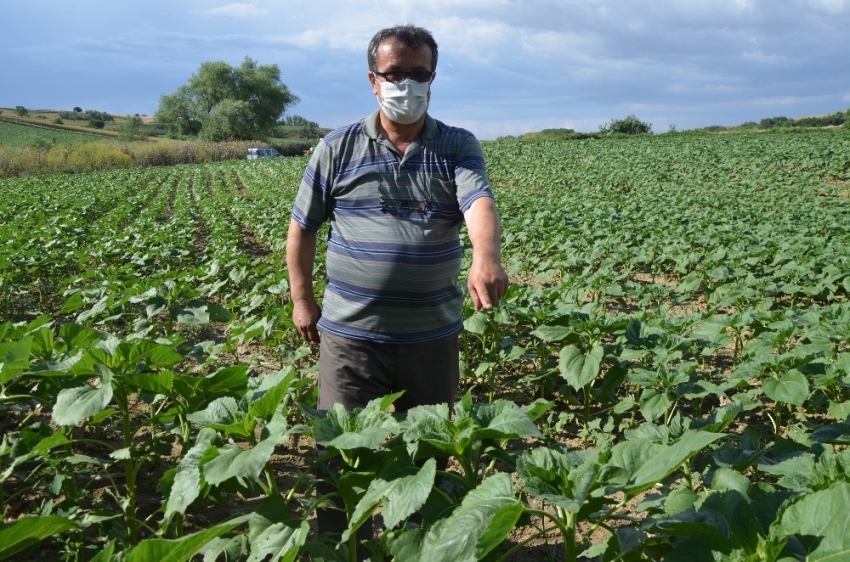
[369,40,435,102]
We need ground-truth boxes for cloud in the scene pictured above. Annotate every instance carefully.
[3,0,849,136]
[201,3,270,18]
[796,0,848,13]
[740,50,794,65]
[748,94,825,107]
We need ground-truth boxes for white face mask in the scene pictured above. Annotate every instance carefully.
[378,79,430,124]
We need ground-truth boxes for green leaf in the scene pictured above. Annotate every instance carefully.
[639,389,672,423]
[531,324,571,342]
[477,502,525,556]
[0,337,32,384]
[394,473,520,562]
[473,400,544,440]
[347,458,436,539]
[88,541,116,562]
[763,370,809,406]
[608,431,726,496]
[812,422,850,444]
[51,365,114,426]
[517,446,603,514]
[246,516,309,562]
[664,487,698,516]
[203,440,276,486]
[59,323,102,352]
[774,482,850,560]
[200,364,249,395]
[124,371,174,395]
[250,369,297,421]
[165,429,219,517]
[463,311,489,335]
[2,430,69,481]
[0,516,77,560]
[327,427,392,450]
[125,339,184,369]
[523,399,555,421]
[559,344,604,391]
[126,516,250,562]
[827,400,850,421]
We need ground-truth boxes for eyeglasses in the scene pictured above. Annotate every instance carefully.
[380,196,428,213]
[373,69,434,83]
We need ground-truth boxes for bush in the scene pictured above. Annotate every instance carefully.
[0,137,311,178]
[759,116,791,129]
[88,119,105,129]
[53,117,64,125]
[118,116,146,142]
[60,109,114,122]
[14,106,29,117]
[600,114,652,135]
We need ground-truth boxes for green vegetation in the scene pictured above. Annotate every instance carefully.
[696,109,848,133]
[0,106,326,177]
[510,128,599,142]
[599,113,653,135]
[0,119,112,149]
[2,128,850,560]
[155,57,299,141]
[58,109,114,123]
[117,115,146,142]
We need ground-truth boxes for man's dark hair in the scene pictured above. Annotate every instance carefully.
[367,24,439,72]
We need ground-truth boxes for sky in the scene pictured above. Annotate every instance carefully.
[2,0,849,139]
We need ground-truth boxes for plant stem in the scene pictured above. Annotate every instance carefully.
[495,524,561,561]
[117,389,139,544]
[523,507,575,560]
[266,465,279,495]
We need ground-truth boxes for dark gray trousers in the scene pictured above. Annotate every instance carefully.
[317,331,460,412]
[315,331,460,559]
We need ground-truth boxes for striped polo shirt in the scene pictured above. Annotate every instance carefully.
[291,110,494,343]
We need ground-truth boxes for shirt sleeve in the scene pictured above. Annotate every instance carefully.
[454,133,494,213]
[291,138,334,231]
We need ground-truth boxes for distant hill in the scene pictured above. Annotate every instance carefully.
[0,109,121,138]
[0,118,117,148]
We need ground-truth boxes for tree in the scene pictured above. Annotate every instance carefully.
[280,115,314,127]
[155,57,299,140]
[154,86,202,136]
[118,115,146,141]
[599,114,652,135]
[199,99,254,141]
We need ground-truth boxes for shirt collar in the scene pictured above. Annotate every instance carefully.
[364,109,438,143]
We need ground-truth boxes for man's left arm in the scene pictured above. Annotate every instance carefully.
[464,196,509,311]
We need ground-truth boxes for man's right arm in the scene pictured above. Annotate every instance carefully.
[286,218,321,343]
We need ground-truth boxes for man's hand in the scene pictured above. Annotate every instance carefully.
[464,197,509,311]
[468,259,509,311]
[286,218,321,342]
[292,298,322,343]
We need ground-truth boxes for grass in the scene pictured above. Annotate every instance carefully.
[0,119,116,148]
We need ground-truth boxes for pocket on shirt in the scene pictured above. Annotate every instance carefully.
[425,179,461,220]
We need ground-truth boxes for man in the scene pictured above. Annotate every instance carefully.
[287,24,508,413]
[286,24,507,551]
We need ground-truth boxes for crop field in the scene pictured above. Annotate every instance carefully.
[0,120,112,148]
[1,129,850,561]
